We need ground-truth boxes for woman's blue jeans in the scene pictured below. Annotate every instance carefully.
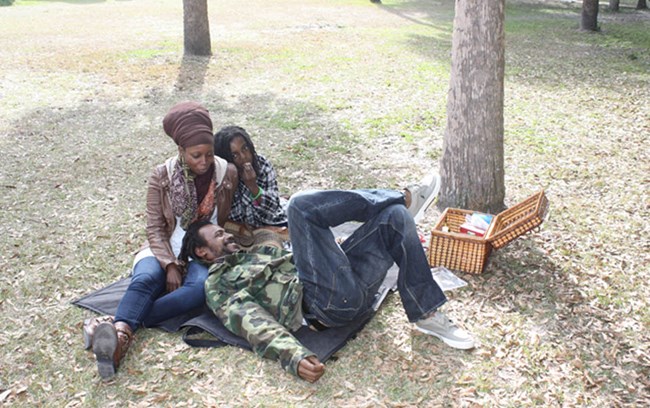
[114,257,208,332]
[287,189,447,328]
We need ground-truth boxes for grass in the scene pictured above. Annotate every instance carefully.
[1,0,649,406]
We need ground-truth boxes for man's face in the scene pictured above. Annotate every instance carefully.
[196,224,240,263]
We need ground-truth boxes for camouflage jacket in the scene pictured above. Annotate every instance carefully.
[205,245,315,377]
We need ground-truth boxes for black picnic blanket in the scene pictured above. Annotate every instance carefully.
[73,222,398,362]
[72,268,397,362]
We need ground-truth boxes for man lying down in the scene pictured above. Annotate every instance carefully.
[181,189,475,383]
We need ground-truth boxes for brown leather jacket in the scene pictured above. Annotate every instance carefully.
[143,156,238,271]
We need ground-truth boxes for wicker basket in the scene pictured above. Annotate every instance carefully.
[428,190,549,274]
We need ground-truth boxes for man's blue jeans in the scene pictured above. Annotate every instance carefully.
[114,257,208,331]
[287,189,447,328]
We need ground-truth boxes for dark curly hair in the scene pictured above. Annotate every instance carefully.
[214,125,261,175]
[179,220,213,263]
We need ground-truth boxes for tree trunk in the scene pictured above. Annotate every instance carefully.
[637,0,648,10]
[439,0,505,213]
[581,0,600,31]
[183,0,211,56]
[609,0,619,12]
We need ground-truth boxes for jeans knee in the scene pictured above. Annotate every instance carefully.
[184,279,207,296]
[287,191,315,225]
[385,204,412,226]
[287,191,308,214]
[185,262,209,286]
[130,272,163,293]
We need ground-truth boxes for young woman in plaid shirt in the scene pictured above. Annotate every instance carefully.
[214,126,288,227]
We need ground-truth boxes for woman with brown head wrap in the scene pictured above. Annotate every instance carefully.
[85,101,238,380]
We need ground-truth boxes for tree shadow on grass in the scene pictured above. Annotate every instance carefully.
[376,0,648,91]
[173,55,211,95]
[372,0,454,53]
[203,92,399,192]
[459,236,647,400]
[370,0,454,29]
[31,0,110,4]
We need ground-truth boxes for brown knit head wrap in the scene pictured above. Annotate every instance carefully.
[163,101,214,148]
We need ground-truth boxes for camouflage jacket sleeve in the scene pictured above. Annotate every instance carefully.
[215,289,316,377]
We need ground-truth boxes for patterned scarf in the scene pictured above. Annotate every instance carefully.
[170,155,217,230]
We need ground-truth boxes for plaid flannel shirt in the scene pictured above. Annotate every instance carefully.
[228,154,288,227]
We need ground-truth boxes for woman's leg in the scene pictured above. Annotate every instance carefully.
[142,260,209,327]
[114,256,166,332]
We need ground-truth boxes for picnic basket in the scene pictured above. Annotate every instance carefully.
[428,190,549,274]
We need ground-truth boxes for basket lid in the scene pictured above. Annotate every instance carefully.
[485,190,549,249]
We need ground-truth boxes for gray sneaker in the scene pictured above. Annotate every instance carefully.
[415,311,475,350]
[405,173,441,222]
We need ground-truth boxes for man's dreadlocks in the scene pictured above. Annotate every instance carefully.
[179,220,213,263]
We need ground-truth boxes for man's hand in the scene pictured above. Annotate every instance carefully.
[297,356,325,383]
[165,264,183,293]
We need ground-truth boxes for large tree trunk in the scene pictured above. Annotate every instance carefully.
[637,0,648,10]
[581,0,600,31]
[439,0,505,213]
[183,0,211,56]
[609,0,619,12]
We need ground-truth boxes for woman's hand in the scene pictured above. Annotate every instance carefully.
[240,162,259,194]
[240,162,257,183]
[165,264,183,293]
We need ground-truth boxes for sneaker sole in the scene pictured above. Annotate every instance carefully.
[83,317,114,350]
[92,323,118,380]
[415,325,475,350]
[82,319,93,350]
[412,173,441,222]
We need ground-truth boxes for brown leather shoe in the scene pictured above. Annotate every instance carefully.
[82,316,114,349]
[92,321,134,380]
[114,321,133,367]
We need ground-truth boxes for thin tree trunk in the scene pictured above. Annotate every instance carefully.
[609,0,619,12]
[439,0,505,213]
[637,0,648,10]
[183,0,211,56]
[581,0,600,31]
